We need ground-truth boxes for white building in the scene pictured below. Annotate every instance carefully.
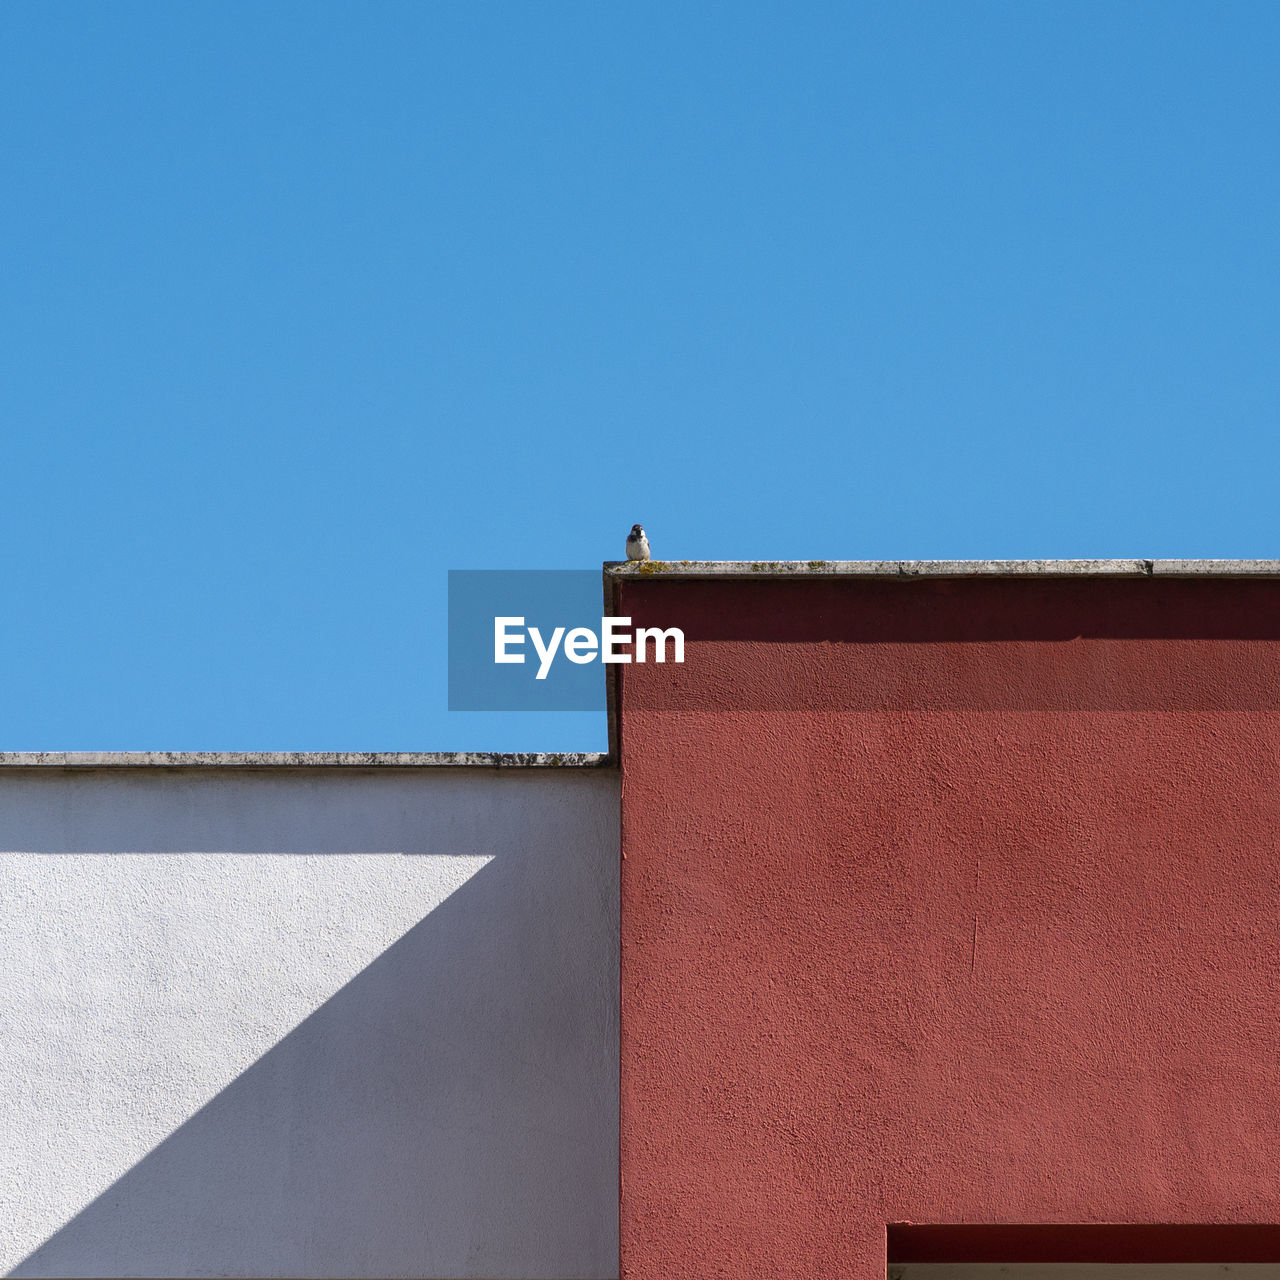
[0,753,619,1279]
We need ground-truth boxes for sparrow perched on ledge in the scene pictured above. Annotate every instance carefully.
[626,524,651,561]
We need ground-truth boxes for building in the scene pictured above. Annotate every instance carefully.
[4,561,1280,1279]
[613,560,1280,1280]
[2,757,618,1278]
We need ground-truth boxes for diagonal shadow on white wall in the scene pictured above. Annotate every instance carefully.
[3,773,619,1280]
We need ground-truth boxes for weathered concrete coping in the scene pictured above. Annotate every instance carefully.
[0,751,611,771]
[605,558,1280,578]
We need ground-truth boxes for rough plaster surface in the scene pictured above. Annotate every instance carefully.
[617,576,1280,1280]
[0,769,618,1279]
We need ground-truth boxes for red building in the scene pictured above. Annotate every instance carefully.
[610,561,1280,1280]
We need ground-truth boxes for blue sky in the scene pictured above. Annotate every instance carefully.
[2,2,1278,752]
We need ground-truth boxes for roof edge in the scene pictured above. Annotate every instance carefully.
[605,558,1280,578]
[0,751,612,772]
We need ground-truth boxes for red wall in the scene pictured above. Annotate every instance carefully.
[616,576,1280,1280]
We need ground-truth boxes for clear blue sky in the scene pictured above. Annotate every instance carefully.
[2,2,1278,752]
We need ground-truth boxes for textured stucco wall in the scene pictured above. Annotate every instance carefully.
[0,767,619,1279]
[616,576,1280,1280]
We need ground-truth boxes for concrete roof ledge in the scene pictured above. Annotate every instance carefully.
[0,751,611,771]
[1150,559,1280,575]
[605,558,1280,578]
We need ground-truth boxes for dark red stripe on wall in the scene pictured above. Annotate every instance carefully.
[889,1225,1280,1264]
[616,577,1280,710]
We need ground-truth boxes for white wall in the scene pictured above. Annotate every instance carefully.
[0,767,619,1279]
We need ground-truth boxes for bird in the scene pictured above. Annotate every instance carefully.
[626,524,651,562]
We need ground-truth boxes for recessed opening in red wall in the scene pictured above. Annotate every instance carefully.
[888,1226,1280,1272]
